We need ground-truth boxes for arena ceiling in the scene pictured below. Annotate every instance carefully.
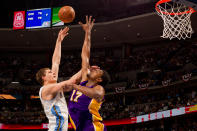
[0,0,197,51]
[1,0,156,28]
[0,12,197,51]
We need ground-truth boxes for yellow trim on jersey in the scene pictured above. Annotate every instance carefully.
[92,121,105,131]
[69,115,76,130]
[53,106,60,131]
[88,99,103,121]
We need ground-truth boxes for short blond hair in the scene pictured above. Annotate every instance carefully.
[36,68,50,85]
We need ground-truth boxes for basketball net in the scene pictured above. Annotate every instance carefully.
[156,0,196,40]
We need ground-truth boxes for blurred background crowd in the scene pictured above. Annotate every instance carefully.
[0,39,197,131]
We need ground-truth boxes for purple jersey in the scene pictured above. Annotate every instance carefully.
[68,81,107,131]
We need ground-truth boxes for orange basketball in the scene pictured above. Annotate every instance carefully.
[58,6,75,23]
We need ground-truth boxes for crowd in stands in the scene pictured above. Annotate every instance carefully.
[0,40,197,129]
[101,87,197,120]
[0,82,196,124]
[0,99,46,124]
[107,114,197,131]
[0,41,197,89]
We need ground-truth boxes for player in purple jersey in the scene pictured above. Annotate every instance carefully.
[68,16,107,131]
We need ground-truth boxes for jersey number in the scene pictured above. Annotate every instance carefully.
[70,90,82,102]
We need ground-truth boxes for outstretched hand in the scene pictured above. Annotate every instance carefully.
[57,26,69,42]
[79,16,95,33]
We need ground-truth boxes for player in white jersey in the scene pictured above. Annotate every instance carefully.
[36,27,81,131]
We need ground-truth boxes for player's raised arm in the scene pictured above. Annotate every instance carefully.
[51,27,69,81]
[79,16,95,82]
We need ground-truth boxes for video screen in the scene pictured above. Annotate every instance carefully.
[26,8,51,29]
[52,7,64,26]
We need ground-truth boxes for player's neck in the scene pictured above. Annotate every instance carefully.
[86,80,96,87]
[44,80,56,86]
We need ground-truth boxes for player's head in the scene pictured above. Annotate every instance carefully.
[87,68,103,84]
[100,70,110,87]
[36,68,56,85]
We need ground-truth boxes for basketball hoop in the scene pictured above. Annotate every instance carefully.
[155,0,196,40]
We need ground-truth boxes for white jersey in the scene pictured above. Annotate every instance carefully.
[39,86,68,131]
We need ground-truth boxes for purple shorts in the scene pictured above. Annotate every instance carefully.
[69,108,107,131]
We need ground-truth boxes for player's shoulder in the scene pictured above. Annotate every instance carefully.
[94,85,105,92]
[41,83,57,93]
[96,84,106,89]
[93,85,105,102]
[95,84,103,88]
[40,85,49,95]
[40,84,59,101]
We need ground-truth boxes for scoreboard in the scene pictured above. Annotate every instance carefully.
[26,8,51,29]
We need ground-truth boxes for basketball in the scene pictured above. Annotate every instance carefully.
[58,6,75,23]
